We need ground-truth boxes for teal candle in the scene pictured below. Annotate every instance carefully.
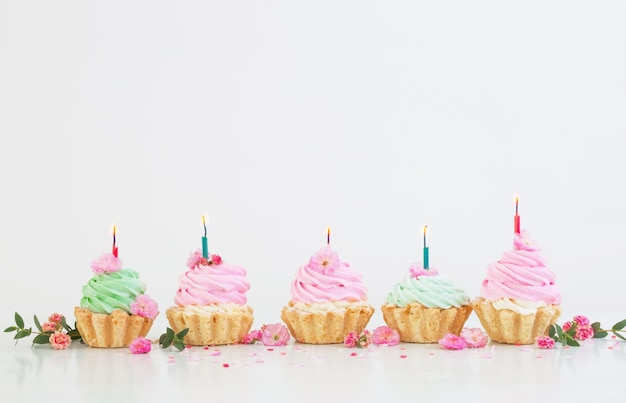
[423,225,429,269]
[202,215,209,258]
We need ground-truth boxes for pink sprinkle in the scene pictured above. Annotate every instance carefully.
[481,355,492,360]
[400,355,407,359]
[185,345,192,349]
[536,355,542,359]
[399,347,406,350]
[608,346,613,350]
[350,352,357,357]
[564,346,570,349]
[280,352,286,355]
[203,346,209,350]
[208,351,221,356]
[255,359,265,364]
[428,352,435,356]
[223,363,229,368]
[612,335,617,339]
[267,348,274,352]
[294,346,303,351]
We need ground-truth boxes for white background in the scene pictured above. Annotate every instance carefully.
[1,1,625,340]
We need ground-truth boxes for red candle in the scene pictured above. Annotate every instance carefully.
[514,196,520,234]
[112,225,119,257]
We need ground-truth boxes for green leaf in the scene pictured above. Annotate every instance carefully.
[548,325,556,338]
[565,323,577,336]
[166,327,175,338]
[611,319,626,331]
[173,341,185,351]
[32,334,50,345]
[160,335,173,348]
[613,331,626,341]
[15,329,31,339]
[176,328,189,339]
[594,330,608,339]
[556,325,563,338]
[566,337,580,347]
[15,312,24,329]
[59,317,71,332]
[591,322,601,332]
[4,326,17,333]
[34,315,42,332]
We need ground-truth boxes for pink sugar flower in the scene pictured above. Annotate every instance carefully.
[42,321,57,332]
[48,313,63,323]
[573,315,590,327]
[49,331,72,350]
[242,329,263,344]
[372,326,400,346]
[438,333,467,350]
[210,254,222,265]
[91,253,123,274]
[575,325,594,341]
[358,330,372,348]
[513,230,541,252]
[128,337,152,354]
[344,331,359,348]
[536,336,555,349]
[130,294,159,319]
[261,323,290,346]
[409,263,439,278]
[309,246,340,273]
[460,328,489,348]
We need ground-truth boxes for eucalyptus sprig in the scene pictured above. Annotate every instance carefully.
[4,312,81,347]
[159,327,189,351]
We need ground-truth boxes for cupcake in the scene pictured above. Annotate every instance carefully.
[381,263,472,343]
[471,229,561,344]
[166,250,253,346]
[280,246,374,344]
[75,253,159,348]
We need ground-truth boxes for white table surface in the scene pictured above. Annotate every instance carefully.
[2,335,623,402]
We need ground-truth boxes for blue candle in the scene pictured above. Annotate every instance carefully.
[201,215,209,258]
[423,225,429,269]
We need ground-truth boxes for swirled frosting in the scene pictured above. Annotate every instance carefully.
[386,262,469,308]
[80,268,147,314]
[174,250,250,306]
[480,230,561,305]
[290,246,368,304]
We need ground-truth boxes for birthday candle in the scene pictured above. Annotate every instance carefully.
[423,225,429,269]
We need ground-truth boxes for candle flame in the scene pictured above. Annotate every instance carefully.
[112,224,117,236]
[326,227,331,245]
[423,225,428,235]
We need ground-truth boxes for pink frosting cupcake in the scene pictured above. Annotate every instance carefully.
[166,250,254,346]
[471,230,562,344]
[280,246,374,344]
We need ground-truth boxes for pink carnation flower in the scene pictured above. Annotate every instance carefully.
[438,333,467,350]
[358,330,372,348]
[186,249,211,269]
[513,230,540,252]
[536,336,555,349]
[372,326,400,346]
[242,329,263,344]
[210,254,222,265]
[575,325,594,341]
[573,315,590,326]
[261,323,290,346]
[460,328,488,348]
[409,263,439,278]
[562,321,573,332]
[130,295,159,319]
[48,313,63,323]
[128,337,152,354]
[344,331,359,348]
[49,331,72,350]
[42,321,57,332]
[309,246,340,273]
[91,253,123,274]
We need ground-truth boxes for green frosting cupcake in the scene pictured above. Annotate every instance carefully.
[386,275,469,309]
[80,268,146,314]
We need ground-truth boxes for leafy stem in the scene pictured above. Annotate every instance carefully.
[159,327,189,351]
[4,312,81,346]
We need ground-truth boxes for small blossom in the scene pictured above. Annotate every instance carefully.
[309,246,340,273]
[372,326,400,346]
[42,321,57,332]
[562,321,573,332]
[409,263,439,278]
[242,329,263,344]
[344,331,358,348]
[128,337,152,354]
[130,295,159,319]
[536,336,555,349]
[91,253,123,274]
[210,254,222,265]
[49,331,72,350]
[513,230,541,252]
[261,323,290,346]
[48,313,63,323]
[438,333,467,350]
[575,325,594,341]
[186,249,211,269]
[358,330,371,348]
[573,315,590,327]
[460,328,489,348]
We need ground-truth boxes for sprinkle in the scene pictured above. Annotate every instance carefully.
[428,352,435,356]
[267,348,274,352]
[203,346,209,350]
[255,359,265,364]
[399,347,406,350]
[280,351,286,355]
[208,351,221,356]
[350,352,357,357]
[185,345,192,349]
[223,363,229,368]
[536,355,542,359]
[400,355,407,359]
[612,335,617,339]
